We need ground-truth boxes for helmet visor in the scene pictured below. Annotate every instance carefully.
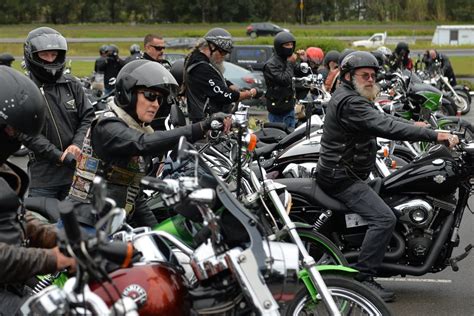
[29,33,67,54]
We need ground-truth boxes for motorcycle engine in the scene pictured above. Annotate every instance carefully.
[394,199,435,262]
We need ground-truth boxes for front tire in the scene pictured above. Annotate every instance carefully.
[453,90,471,114]
[285,274,392,316]
[295,228,348,266]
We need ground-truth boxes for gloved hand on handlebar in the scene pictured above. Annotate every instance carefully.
[253,88,264,99]
[201,112,232,133]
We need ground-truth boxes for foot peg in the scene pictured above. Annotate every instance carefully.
[449,244,472,272]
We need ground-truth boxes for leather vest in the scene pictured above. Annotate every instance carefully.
[69,100,153,217]
[317,84,376,181]
[0,162,28,246]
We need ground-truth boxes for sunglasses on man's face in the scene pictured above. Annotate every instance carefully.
[139,91,164,104]
[150,45,166,51]
[354,72,377,81]
[216,48,229,56]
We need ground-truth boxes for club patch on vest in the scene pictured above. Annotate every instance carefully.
[64,99,76,110]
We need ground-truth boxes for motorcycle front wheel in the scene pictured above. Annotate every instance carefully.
[453,90,471,114]
[295,228,348,266]
[285,274,392,316]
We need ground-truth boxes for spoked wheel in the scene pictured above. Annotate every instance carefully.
[285,274,392,316]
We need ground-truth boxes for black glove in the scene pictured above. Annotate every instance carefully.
[253,88,264,99]
[202,112,229,131]
[62,153,77,170]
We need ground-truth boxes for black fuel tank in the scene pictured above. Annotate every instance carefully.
[382,145,460,195]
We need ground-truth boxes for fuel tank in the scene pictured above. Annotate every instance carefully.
[383,144,460,195]
[90,263,190,315]
[276,130,322,161]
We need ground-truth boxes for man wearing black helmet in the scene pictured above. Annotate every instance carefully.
[263,31,298,128]
[125,44,142,64]
[316,51,457,302]
[389,42,413,71]
[103,44,126,95]
[0,66,75,313]
[184,28,259,123]
[21,27,95,201]
[68,60,229,228]
[318,50,340,92]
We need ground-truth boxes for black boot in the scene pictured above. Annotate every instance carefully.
[359,277,395,302]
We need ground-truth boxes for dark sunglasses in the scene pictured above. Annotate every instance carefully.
[216,48,229,56]
[139,91,164,103]
[150,45,166,51]
[355,73,377,81]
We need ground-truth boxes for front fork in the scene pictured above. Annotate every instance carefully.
[264,180,342,316]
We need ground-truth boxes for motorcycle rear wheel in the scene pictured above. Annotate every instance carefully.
[285,274,392,316]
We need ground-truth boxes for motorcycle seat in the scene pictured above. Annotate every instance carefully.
[275,178,350,212]
[263,122,294,134]
[276,177,384,214]
[24,196,60,222]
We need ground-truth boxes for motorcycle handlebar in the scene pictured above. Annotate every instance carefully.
[59,201,82,246]
[97,242,134,268]
[141,176,177,195]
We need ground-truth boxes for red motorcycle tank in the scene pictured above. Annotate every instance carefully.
[383,145,460,195]
[90,263,190,315]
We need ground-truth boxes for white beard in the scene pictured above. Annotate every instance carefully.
[210,56,225,74]
[353,78,380,101]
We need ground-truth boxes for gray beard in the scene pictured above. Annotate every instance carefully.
[353,78,380,101]
[210,57,225,74]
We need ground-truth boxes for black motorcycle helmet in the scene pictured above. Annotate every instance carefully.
[129,44,140,55]
[204,28,234,53]
[323,50,340,68]
[370,50,387,67]
[0,66,46,163]
[115,60,178,118]
[107,44,119,57]
[170,58,185,87]
[273,31,296,58]
[0,53,15,67]
[24,27,67,83]
[340,51,379,83]
[338,48,355,66]
[99,44,109,55]
[394,42,410,57]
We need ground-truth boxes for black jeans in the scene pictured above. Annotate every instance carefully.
[332,180,396,277]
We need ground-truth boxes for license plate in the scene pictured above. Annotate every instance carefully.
[345,213,368,228]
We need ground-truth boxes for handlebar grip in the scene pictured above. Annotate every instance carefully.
[194,226,212,246]
[98,242,134,268]
[141,176,175,194]
[59,200,82,245]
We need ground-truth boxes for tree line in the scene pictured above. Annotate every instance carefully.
[0,0,471,24]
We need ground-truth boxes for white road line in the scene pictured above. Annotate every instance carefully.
[377,277,452,284]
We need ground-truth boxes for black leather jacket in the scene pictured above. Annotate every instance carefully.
[263,54,296,115]
[22,74,95,188]
[317,82,438,191]
[69,101,206,227]
[0,162,57,284]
